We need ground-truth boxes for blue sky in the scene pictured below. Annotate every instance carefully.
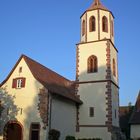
[0,0,140,106]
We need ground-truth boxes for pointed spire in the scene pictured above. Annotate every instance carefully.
[94,0,101,6]
[87,0,109,11]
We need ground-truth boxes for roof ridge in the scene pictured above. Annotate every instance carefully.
[22,54,72,83]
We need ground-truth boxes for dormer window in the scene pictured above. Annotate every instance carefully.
[12,77,26,89]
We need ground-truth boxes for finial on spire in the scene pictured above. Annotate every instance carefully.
[87,0,109,12]
[94,0,101,5]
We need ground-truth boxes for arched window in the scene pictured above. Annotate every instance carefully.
[113,58,116,76]
[89,16,96,32]
[87,55,98,73]
[82,20,85,36]
[111,20,114,36]
[102,16,108,32]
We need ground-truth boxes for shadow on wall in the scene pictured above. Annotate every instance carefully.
[0,87,20,136]
[23,81,48,139]
[21,64,120,140]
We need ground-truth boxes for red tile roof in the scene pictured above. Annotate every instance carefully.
[0,54,82,104]
[84,0,114,18]
[129,92,140,124]
[87,0,109,12]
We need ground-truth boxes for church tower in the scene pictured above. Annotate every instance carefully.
[75,0,119,139]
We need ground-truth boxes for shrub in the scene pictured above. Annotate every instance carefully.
[48,129,60,140]
[65,136,76,140]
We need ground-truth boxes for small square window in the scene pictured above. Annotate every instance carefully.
[19,67,22,73]
[89,107,94,117]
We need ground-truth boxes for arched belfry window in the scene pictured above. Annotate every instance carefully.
[87,55,98,73]
[82,20,86,36]
[102,16,108,32]
[111,20,114,36]
[113,58,116,77]
[89,16,96,32]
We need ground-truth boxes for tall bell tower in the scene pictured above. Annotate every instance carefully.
[75,0,119,139]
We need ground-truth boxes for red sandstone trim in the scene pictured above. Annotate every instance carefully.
[76,105,80,132]
[105,41,112,132]
[85,13,88,42]
[97,9,100,40]
[75,45,80,132]
[76,45,80,81]
[75,80,119,89]
[76,39,118,52]
[3,120,23,140]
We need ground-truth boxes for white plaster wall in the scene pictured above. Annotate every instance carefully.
[78,83,107,125]
[76,127,111,140]
[1,58,46,140]
[131,125,140,139]
[86,10,98,42]
[111,84,119,127]
[51,97,76,140]
[78,41,107,82]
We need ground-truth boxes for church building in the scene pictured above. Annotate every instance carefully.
[0,0,120,140]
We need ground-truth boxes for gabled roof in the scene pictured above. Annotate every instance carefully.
[119,106,131,117]
[0,54,82,104]
[119,106,134,129]
[129,91,140,124]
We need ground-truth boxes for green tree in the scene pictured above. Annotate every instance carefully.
[0,88,20,135]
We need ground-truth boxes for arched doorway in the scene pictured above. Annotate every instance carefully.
[3,121,23,140]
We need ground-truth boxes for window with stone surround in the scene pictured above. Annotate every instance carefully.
[89,16,96,32]
[113,58,116,77]
[12,77,26,89]
[87,55,98,73]
[82,20,85,36]
[111,20,114,36]
[89,107,94,117]
[30,123,40,140]
[102,16,108,32]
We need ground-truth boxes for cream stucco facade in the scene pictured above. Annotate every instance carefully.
[0,57,78,140]
[1,58,47,140]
